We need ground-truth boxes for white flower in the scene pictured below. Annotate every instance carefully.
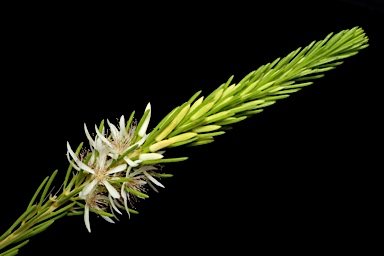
[120,165,165,217]
[66,141,126,199]
[83,190,116,233]
[89,103,152,168]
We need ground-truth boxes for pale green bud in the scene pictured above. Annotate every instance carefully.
[149,139,175,152]
[192,125,221,133]
[188,96,204,114]
[156,104,190,141]
[190,102,214,121]
[168,132,197,143]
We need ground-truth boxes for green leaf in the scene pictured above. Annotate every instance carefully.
[39,170,58,207]
[140,157,188,165]
[126,187,149,198]
[167,136,198,148]
[187,139,214,147]
[0,239,29,256]
[126,111,135,131]
[197,131,225,138]
[0,206,36,242]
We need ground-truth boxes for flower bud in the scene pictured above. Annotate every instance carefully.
[168,132,197,143]
[192,125,221,133]
[149,139,175,152]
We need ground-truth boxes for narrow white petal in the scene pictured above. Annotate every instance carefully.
[124,157,139,167]
[84,123,96,148]
[67,142,95,174]
[139,153,164,161]
[105,158,113,168]
[106,164,127,175]
[107,119,120,140]
[94,125,113,148]
[79,179,98,198]
[66,152,81,171]
[84,204,91,233]
[138,102,151,137]
[143,171,165,188]
[119,115,128,137]
[102,180,120,198]
[135,133,148,147]
[120,187,131,219]
[126,166,132,177]
[100,215,115,224]
[88,151,95,166]
[147,179,159,193]
[141,165,158,172]
[109,193,122,215]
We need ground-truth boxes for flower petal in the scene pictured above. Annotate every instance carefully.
[146,179,159,193]
[84,204,91,233]
[94,125,113,148]
[84,123,96,149]
[102,180,120,198]
[121,186,132,217]
[143,171,165,188]
[138,102,151,137]
[100,215,115,224]
[67,142,95,174]
[119,115,128,138]
[107,119,120,141]
[109,193,122,215]
[124,157,139,167]
[106,164,127,175]
[135,133,148,147]
[66,152,81,171]
[79,179,98,198]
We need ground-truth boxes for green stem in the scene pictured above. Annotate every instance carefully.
[0,182,84,254]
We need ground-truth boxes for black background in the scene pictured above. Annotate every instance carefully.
[1,0,382,255]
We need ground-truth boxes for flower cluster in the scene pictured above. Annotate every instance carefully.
[67,103,166,232]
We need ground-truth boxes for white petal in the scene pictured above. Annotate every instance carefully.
[147,179,159,193]
[94,125,113,148]
[135,133,148,147]
[84,204,91,233]
[138,102,151,137]
[88,151,96,166]
[139,153,164,161]
[66,152,81,171]
[105,158,113,168]
[143,171,165,188]
[126,166,132,177]
[66,142,95,174]
[107,119,120,140]
[141,165,158,172]
[100,215,115,224]
[123,194,131,218]
[106,164,127,175]
[109,193,122,215]
[79,179,98,198]
[124,157,139,167]
[84,123,96,148]
[102,180,120,198]
[119,115,128,138]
